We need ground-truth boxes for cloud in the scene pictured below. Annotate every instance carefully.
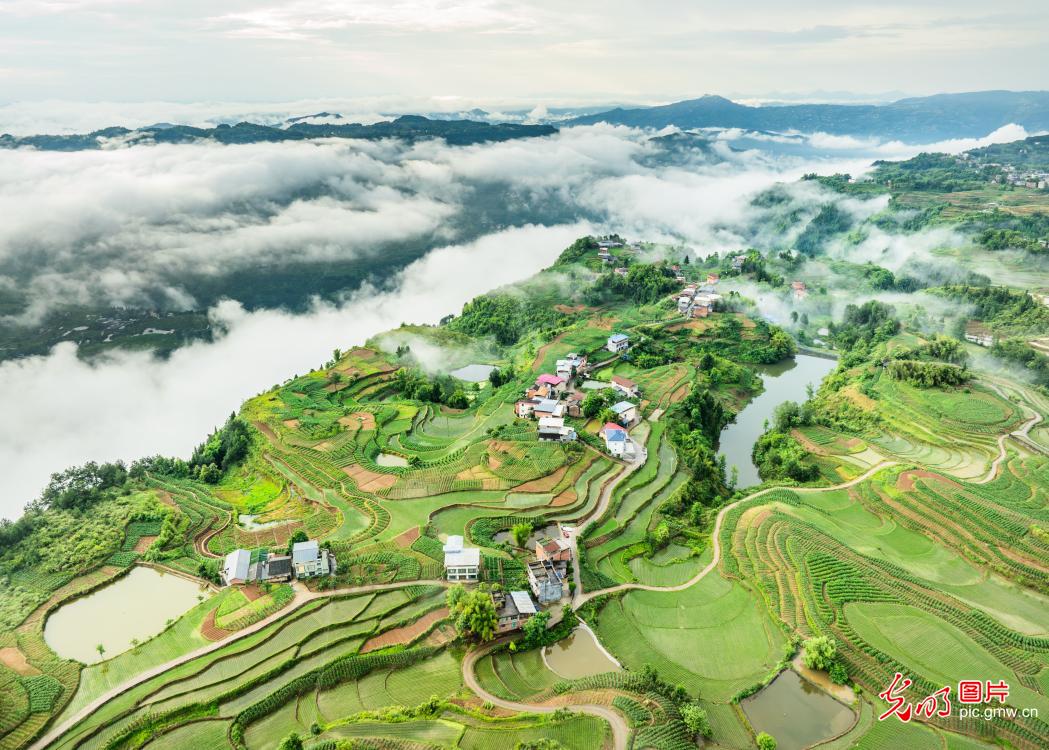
[0,222,589,520]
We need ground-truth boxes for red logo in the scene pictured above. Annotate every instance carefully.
[878,674,1011,722]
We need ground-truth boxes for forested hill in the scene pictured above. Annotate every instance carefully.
[567,90,1049,141]
[0,115,558,151]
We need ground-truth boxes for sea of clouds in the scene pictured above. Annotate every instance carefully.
[0,112,1034,519]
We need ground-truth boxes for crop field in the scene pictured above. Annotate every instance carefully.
[14,254,1049,750]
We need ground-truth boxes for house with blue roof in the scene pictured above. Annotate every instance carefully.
[601,422,630,457]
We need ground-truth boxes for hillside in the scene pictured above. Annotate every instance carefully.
[0,222,1047,750]
[0,115,557,151]
[567,90,1049,141]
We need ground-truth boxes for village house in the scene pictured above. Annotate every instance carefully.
[259,553,293,583]
[706,272,720,285]
[535,373,566,395]
[515,398,539,418]
[492,590,538,633]
[221,549,252,586]
[614,267,629,277]
[597,250,614,263]
[555,353,586,381]
[691,301,711,318]
[731,255,746,271]
[532,398,565,419]
[565,391,585,418]
[538,416,577,442]
[536,537,572,564]
[602,422,630,457]
[292,540,335,578]
[607,333,630,353]
[964,322,996,347]
[791,281,808,300]
[527,558,565,604]
[443,535,481,581]
[611,400,638,426]
[611,375,639,398]
[677,295,693,314]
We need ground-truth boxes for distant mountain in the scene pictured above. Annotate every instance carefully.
[0,115,557,151]
[567,91,1049,141]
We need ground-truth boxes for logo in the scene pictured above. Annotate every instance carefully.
[878,673,1037,722]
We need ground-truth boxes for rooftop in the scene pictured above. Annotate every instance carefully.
[611,401,635,414]
[292,540,319,563]
[443,534,464,553]
[224,549,251,581]
[609,333,628,342]
[445,547,481,567]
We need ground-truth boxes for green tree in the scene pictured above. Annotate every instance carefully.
[449,588,497,641]
[287,529,309,555]
[510,522,533,548]
[829,661,849,685]
[803,635,837,671]
[681,702,713,738]
[95,643,105,659]
[581,389,611,418]
[756,732,777,750]
[277,732,304,750]
[522,610,551,646]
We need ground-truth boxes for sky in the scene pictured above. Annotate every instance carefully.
[1,1,1047,107]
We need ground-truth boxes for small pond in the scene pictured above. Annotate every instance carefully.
[741,670,855,750]
[580,379,611,390]
[449,364,497,382]
[375,452,409,467]
[493,523,560,548]
[45,566,209,664]
[544,626,621,679]
[238,513,288,531]
[718,354,836,488]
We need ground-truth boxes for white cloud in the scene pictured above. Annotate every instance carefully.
[0,222,588,520]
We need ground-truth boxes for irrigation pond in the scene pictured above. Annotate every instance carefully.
[741,669,856,750]
[44,566,210,664]
[375,452,410,467]
[544,626,621,679]
[718,353,835,487]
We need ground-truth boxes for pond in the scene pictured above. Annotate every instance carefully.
[375,452,409,467]
[238,513,288,531]
[449,364,497,382]
[718,354,836,488]
[544,626,622,679]
[44,566,210,664]
[741,670,855,750]
[580,379,611,390]
[493,523,560,548]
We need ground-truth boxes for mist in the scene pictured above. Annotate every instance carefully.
[0,121,1023,519]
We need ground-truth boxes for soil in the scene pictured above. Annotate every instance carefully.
[133,535,158,553]
[360,608,448,653]
[282,419,300,429]
[514,466,568,493]
[0,647,39,676]
[792,654,856,705]
[339,412,376,430]
[393,527,421,548]
[200,610,233,642]
[552,489,577,507]
[341,463,398,491]
[554,304,587,314]
[253,421,281,446]
[896,469,961,492]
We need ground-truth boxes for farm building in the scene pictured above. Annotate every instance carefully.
[493,590,538,633]
[536,537,572,563]
[538,416,577,442]
[533,399,565,419]
[607,333,630,353]
[611,401,638,425]
[602,422,630,457]
[443,535,480,581]
[964,322,996,347]
[791,280,808,300]
[292,540,335,578]
[221,549,252,586]
[259,554,292,583]
[527,558,565,604]
[611,375,639,398]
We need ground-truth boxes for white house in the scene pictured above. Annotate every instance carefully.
[602,423,630,457]
[292,540,334,578]
[611,375,639,398]
[222,549,252,586]
[527,559,564,604]
[538,416,577,442]
[443,535,481,581]
[611,401,638,425]
[607,333,630,353]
